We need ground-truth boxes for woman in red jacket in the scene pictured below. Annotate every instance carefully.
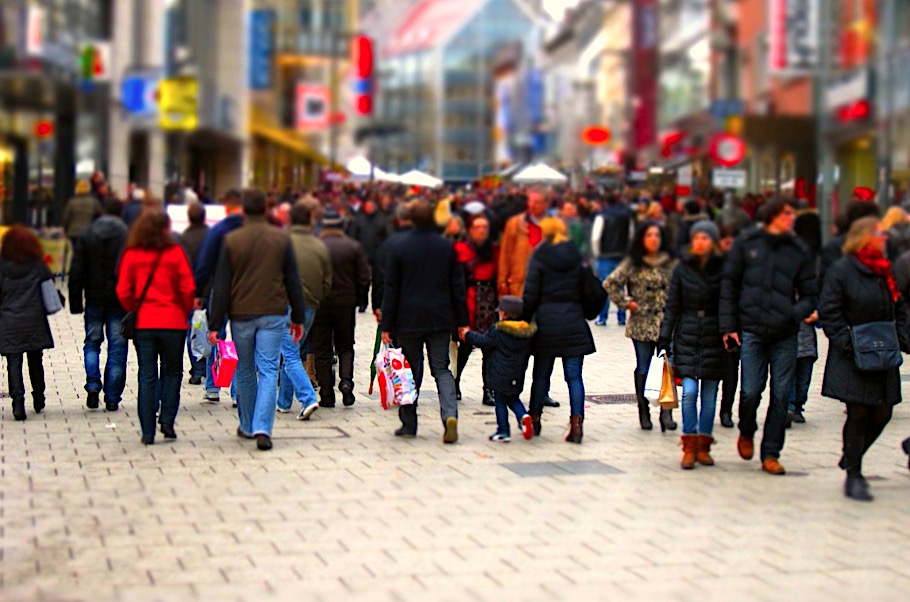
[117,210,196,445]
[454,214,499,405]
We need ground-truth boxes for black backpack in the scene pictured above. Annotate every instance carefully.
[579,264,608,320]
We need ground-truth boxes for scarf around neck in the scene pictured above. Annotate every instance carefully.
[855,244,901,302]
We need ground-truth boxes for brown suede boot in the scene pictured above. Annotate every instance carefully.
[305,354,318,389]
[680,435,697,469]
[530,412,542,437]
[696,435,715,466]
[565,415,583,444]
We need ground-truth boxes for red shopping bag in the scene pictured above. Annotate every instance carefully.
[213,340,238,388]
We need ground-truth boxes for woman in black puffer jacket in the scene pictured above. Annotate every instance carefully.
[658,221,725,469]
[819,217,910,502]
[522,217,595,443]
[0,226,55,421]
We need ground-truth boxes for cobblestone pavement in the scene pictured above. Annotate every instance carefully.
[2,309,910,602]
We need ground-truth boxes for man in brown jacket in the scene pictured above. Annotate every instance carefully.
[498,190,548,297]
[62,180,102,242]
[208,190,307,451]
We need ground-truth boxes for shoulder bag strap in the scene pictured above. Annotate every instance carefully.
[134,249,165,312]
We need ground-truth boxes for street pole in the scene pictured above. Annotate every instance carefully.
[329,33,340,170]
[877,0,897,207]
[815,0,834,240]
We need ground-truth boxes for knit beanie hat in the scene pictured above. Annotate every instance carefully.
[690,220,720,244]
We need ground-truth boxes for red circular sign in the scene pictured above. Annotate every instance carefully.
[581,126,611,146]
[34,120,54,139]
[709,133,746,167]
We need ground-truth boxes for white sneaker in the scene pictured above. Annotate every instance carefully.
[488,433,510,442]
[297,401,319,421]
[276,407,291,414]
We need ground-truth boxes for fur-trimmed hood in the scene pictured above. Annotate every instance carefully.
[495,319,537,338]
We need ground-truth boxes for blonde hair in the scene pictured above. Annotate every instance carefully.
[75,180,91,195]
[842,216,880,255]
[540,217,568,244]
[881,206,908,230]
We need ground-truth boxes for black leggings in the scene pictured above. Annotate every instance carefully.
[842,402,893,477]
[4,351,45,401]
[455,342,490,390]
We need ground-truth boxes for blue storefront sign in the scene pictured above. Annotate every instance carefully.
[249,9,275,90]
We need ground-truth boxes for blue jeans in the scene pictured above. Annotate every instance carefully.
[83,306,128,404]
[493,391,528,436]
[632,340,657,376]
[231,315,286,437]
[596,257,626,323]
[680,377,719,436]
[739,332,797,460]
[788,357,815,413]
[278,307,317,411]
[134,329,184,438]
[530,355,585,416]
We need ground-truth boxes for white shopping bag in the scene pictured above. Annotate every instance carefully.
[375,343,418,410]
[190,309,211,361]
[643,355,665,404]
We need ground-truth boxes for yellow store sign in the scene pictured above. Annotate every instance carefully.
[158,77,199,131]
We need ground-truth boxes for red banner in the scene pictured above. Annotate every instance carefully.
[628,0,659,158]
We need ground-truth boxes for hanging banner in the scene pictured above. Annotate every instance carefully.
[249,9,275,90]
[628,0,658,156]
[768,0,820,73]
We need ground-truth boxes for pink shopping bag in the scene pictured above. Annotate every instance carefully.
[213,340,238,388]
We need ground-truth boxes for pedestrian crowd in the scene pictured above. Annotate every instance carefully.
[4,173,910,503]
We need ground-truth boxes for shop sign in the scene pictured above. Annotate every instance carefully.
[825,68,870,112]
[122,72,160,119]
[709,133,746,167]
[21,6,45,57]
[769,0,820,73]
[296,84,330,131]
[248,9,275,90]
[158,77,199,131]
[712,169,746,189]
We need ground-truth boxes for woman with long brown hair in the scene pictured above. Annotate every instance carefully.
[117,210,196,444]
[0,226,55,420]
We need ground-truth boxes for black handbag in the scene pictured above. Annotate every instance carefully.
[579,264,609,321]
[849,321,903,372]
[120,251,164,340]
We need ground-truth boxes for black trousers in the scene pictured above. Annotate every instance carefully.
[842,402,893,477]
[720,349,740,416]
[313,305,355,396]
[455,341,491,390]
[4,351,45,401]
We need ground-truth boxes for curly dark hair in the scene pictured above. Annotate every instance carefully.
[0,226,43,263]
[628,220,670,268]
[126,210,172,249]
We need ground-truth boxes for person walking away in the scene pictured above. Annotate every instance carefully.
[193,189,244,405]
[819,217,910,501]
[719,198,818,475]
[179,202,209,385]
[590,193,633,326]
[657,221,725,468]
[381,200,469,443]
[881,206,910,259]
[116,211,196,444]
[604,221,678,432]
[313,210,371,407]
[62,180,102,245]
[348,197,390,313]
[69,198,129,411]
[819,201,880,288]
[0,227,55,420]
[122,188,146,228]
[463,296,536,442]
[454,214,499,406]
[207,190,307,451]
[523,217,596,442]
[717,224,740,428]
[277,200,331,419]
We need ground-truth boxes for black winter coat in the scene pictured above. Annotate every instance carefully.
[465,320,536,395]
[348,211,390,263]
[68,215,127,313]
[522,241,595,358]
[659,253,725,380]
[381,228,468,336]
[319,229,371,308]
[0,259,55,354]
[819,256,910,406]
[720,228,817,341]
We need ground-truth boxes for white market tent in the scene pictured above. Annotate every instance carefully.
[512,163,568,183]
[345,156,398,182]
[398,169,443,188]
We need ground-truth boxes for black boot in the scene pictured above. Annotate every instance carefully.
[454,379,462,401]
[659,408,678,432]
[902,437,910,472]
[32,393,46,414]
[481,388,495,407]
[395,404,417,437]
[719,395,734,428]
[633,374,652,430]
[845,475,873,502]
[11,397,26,421]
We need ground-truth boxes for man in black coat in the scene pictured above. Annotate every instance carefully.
[719,198,818,475]
[348,198,391,312]
[68,198,129,411]
[381,200,469,443]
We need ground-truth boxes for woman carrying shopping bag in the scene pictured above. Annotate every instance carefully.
[605,221,678,431]
[117,210,196,445]
[0,226,56,421]
[658,221,725,468]
[819,217,910,501]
